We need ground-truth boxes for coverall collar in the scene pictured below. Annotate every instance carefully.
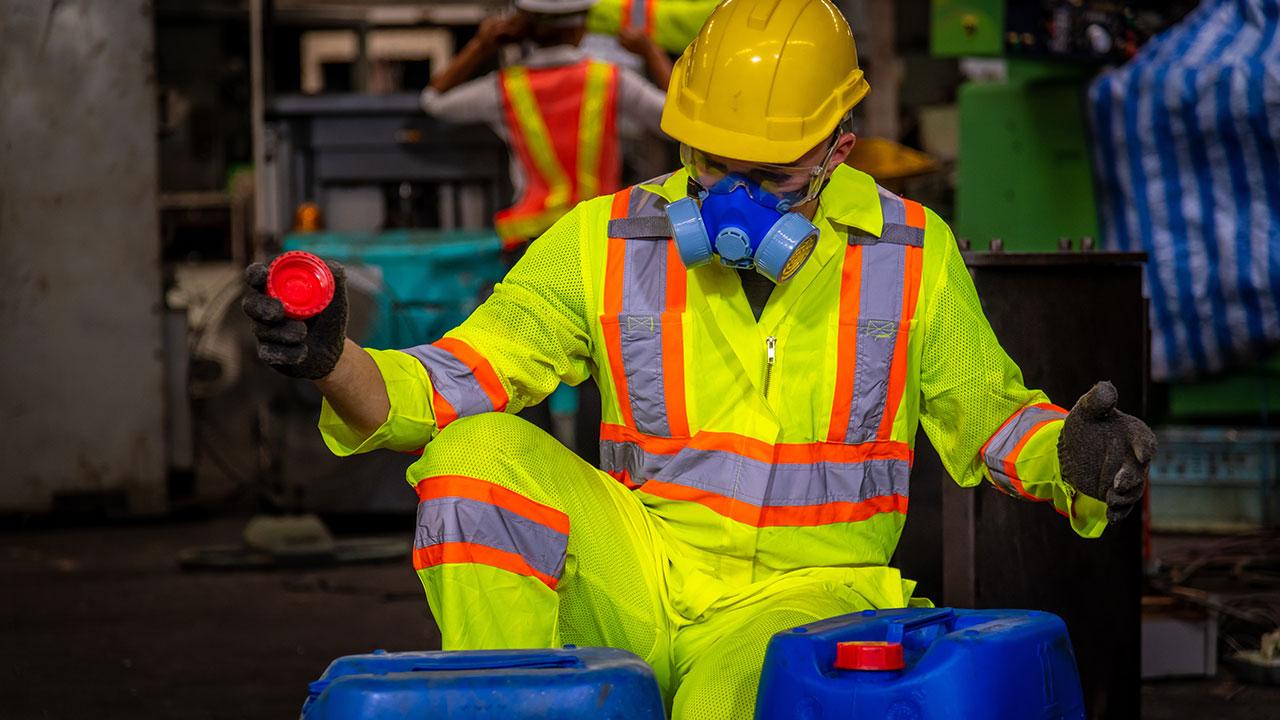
[639,165,887,397]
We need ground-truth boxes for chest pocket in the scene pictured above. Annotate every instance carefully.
[828,188,927,445]
[599,184,691,439]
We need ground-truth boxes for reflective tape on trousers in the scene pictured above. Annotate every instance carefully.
[415,495,568,581]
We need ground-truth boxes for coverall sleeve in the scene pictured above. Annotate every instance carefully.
[916,212,1108,538]
[318,207,594,456]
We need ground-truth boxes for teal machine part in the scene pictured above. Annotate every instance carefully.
[283,230,506,349]
[283,229,581,425]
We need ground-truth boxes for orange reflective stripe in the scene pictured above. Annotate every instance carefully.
[599,423,912,465]
[415,474,570,535]
[412,542,559,589]
[877,244,924,440]
[602,189,636,428]
[606,468,642,490]
[432,388,459,429]
[662,239,690,437]
[639,479,907,528]
[759,494,908,527]
[1002,418,1060,502]
[433,337,509,412]
[902,197,926,229]
[827,245,863,442]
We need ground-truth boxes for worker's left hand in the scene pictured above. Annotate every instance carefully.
[1057,381,1158,523]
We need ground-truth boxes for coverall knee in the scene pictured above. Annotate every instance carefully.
[410,412,677,694]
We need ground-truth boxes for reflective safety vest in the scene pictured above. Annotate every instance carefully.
[495,60,620,247]
[321,166,1110,591]
[587,0,721,53]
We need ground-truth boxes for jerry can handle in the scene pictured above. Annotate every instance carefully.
[410,654,585,672]
[885,609,957,644]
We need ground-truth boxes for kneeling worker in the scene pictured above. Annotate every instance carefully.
[244,0,1156,716]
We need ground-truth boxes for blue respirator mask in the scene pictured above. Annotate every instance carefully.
[664,139,837,283]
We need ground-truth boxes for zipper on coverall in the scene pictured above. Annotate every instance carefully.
[763,336,777,398]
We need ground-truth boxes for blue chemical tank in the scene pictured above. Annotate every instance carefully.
[301,647,665,719]
[755,608,1085,720]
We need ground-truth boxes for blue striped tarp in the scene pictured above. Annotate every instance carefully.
[1089,0,1280,381]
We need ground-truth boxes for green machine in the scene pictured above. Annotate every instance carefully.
[930,1,1274,423]
[929,0,1130,251]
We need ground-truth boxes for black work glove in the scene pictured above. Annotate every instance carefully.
[1057,381,1157,523]
[241,260,348,380]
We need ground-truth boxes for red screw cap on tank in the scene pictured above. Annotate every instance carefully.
[834,641,905,671]
[267,251,335,320]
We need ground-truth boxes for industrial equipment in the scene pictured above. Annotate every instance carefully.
[894,249,1147,719]
[930,1,1178,251]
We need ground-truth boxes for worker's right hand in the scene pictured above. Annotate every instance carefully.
[241,260,349,380]
[476,14,528,49]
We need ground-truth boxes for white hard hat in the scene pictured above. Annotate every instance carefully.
[514,0,597,14]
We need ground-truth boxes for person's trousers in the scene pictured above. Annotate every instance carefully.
[411,413,915,718]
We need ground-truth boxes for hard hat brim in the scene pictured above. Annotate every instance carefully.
[514,0,598,14]
[660,55,870,164]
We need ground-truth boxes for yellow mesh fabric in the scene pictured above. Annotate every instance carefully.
[444,204,596,415]
[916,213,1052,486]
[670,577,881,720]
[914,212,1106,532]
[410,413,672,690]
[673,607,818,719]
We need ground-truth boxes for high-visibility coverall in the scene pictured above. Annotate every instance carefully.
[320,165,1110,717]
[493,59,621,245]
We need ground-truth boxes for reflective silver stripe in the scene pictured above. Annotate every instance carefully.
[873,187,925,247]
[415,495,567,580]
[628,0,649,32]
[846,240,906,442]
[401,344,495,417]
[599,437,663,487]
[609,184,678,436]
[983,405,1067,496]
[629,181,670,217]
[618,238,670,434]
[599,438,909,508]
[834,190,921,443]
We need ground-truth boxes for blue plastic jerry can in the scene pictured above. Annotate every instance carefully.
[301,646,665,719]
[755,608,1086,720]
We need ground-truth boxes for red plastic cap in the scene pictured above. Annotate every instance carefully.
[834,641,905,671]
[267,251,335,319]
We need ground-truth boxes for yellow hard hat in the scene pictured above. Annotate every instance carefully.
[660,0,869,163]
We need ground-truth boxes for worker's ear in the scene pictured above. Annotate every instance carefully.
[826,132,857,173]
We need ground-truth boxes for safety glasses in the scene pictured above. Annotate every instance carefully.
[680,132,841,211]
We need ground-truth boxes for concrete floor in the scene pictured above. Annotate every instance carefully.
[1,515,439,719]
[4,515,1279,719]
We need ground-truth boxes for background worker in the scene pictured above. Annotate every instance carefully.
[244,0,1156,716]
[587,0,721,54]
[421,0,672,249]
